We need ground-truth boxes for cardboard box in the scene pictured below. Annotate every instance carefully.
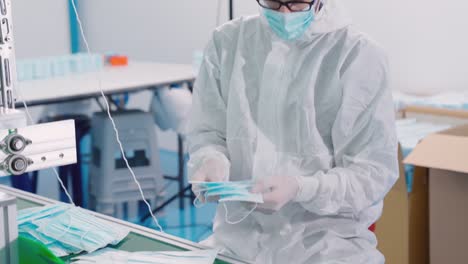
[405,124,468,264]
[376,105,468,263]
[376,147,429,264]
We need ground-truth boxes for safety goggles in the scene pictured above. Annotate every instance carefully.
[256,0,318,12]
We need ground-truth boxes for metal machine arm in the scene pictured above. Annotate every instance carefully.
[0,0,17,113]
[0,0,77,177]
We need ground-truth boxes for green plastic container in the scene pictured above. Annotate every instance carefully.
[18,235,64,264]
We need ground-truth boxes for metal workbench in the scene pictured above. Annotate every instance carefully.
[0,185,251,264]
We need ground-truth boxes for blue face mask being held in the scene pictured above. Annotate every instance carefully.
[191,180,263,206]
[190,181,263,225]
[262,8,315,41]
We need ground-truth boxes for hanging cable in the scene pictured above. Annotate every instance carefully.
[229,0,234,20]
[69,0,163,233]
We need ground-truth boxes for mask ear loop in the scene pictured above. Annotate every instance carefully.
[66,208,94,251]
[193,189,207,208]
[79,217,97,251]
[223,202,258,225]
[192,183,211,208]
[80,229,92,251]
[51,210,74,241]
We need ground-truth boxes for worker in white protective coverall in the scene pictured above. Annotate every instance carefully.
[187,0,399,263]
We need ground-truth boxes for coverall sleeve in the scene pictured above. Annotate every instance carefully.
[186,33,230,179]
[294,41,399,217]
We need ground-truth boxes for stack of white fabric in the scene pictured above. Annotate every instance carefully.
[393,90,468,111]
[396,118,452,151]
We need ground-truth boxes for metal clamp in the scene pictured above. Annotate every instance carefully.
[0,154,33,175]
[0,129,32,155]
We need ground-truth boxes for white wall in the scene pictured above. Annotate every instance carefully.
[9,0,71,123]
[9,0,468,104]
[234,0,468,94]
[12,0,70,58]
[342,0,468,94]
[46,0,468,151]
[77,0,238,151]
[78,0,231,64]
[78,0,468,95]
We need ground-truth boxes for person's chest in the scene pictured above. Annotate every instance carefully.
[222,37,345,154]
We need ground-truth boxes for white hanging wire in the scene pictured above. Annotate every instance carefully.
[69,0,164,233]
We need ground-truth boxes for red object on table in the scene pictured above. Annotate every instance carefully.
[108,56,128,66]
[369,223,376,232]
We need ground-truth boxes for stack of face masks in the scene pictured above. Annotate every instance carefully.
[191,181,263,225]
[71,248,219,264]
[18,203,129,257]
[190,180,264,206]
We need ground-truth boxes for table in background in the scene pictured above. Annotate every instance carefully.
[14,62,196,211]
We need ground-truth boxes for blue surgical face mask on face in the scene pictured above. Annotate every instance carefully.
[262,8,315,41]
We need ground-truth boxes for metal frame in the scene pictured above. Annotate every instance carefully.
[0,0,16,113]
[0,184,252,264]
[0,120,77,177]
[0,0,16,112]
[0,191,18,264]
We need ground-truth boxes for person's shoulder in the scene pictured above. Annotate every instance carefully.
[340,26,388,65]
[337,27,390,96]
[212,15,262,42]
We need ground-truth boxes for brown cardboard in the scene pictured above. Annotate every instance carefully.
[404,134,468,173]
[404,123,468,264]
[376,147,429,264]
[438,123,468,137]
[402,105,468,119]
[408,167,429,264]
[379,106,468,264]
[429,169,468,264]
[376,148,408,264]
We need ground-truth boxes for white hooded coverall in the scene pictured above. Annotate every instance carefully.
[187,0,399,263]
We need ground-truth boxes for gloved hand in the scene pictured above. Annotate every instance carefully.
[191,157,230,182]
[251,175,300,211]
[190,156,230,203]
